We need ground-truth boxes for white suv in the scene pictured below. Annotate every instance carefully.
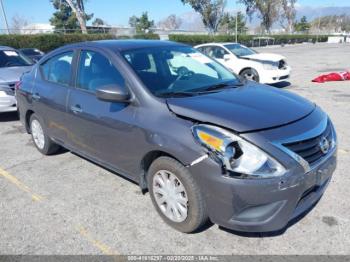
[195,43,291,84]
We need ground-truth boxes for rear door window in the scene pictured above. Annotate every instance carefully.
[40,52,74,86]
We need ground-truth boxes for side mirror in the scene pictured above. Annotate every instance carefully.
[96,84,131,103]
[223,54,231,61]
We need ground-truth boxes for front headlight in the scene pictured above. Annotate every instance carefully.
[192,125,286,179]
[262,61,279,70]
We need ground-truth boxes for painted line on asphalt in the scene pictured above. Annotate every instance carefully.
[76,225,118,255]
[0,167,120,254]
[0,167,44,202]
[339,149,349,154]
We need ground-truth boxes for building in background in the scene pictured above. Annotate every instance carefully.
[21,23,54,34]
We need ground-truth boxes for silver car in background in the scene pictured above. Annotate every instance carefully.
[0,46,33,113]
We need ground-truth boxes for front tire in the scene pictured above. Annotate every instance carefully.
[240,68,260,82]
[147,157,208,233]
[30,114,60,155]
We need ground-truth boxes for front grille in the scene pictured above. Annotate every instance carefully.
[278,60,287,69]
[280,75,289,80]
[283,121,333,166]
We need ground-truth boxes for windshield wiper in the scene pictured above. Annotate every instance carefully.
[157,82,244,98]
[157,91,198,98]
[200,82,244,92]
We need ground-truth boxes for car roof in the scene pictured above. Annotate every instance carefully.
[0,46,16,51]
[60,40,188,52]
[20,48,39,50]
[196,42,240,47]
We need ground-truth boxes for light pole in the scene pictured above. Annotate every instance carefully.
[0,0,9,34]
[235,11,238,43]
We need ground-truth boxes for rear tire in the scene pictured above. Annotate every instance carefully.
[147,156,208,233]
[29,114,60,155]
[240,68,260,82]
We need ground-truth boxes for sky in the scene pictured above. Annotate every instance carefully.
[0,0,347,28]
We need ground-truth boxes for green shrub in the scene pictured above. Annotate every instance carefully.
[0,33,160,52]
[168,34,329,47]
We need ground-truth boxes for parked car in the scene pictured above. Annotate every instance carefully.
[0,46,33,113]
[17,40,337,233]
[19,48,45,63]
[195,42,291,84]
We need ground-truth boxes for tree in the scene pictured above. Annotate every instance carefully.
[129,12,154,34]
[181,0,227,34]
[64,0,91,34]
[158,14,182,30]
[11,14,30,33]
[220,11,247,35]
[92,18,106,26]
[239,0,281,34]
[128,15,138,28]
[279,0,297,33]
[49,0,93,34]
[310,14,350,34]
[338,15,350,32]
[294,16,310,33]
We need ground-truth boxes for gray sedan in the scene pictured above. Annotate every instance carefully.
[17,40,337,233]
[0,46,32,113]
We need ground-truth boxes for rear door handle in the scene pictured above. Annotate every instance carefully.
[71,105,83,114]
[32,93,40,100]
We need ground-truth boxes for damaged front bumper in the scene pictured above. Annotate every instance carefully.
[188,147,336,233]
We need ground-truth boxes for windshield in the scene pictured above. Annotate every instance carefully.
[224,44,257,57]
[0,50,33,68]
[21,49,42,56]
[122,46,240,97]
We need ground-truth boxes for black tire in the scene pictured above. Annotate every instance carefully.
[29,114,60,155]
[147,156,208,233]
[240,68,260,82]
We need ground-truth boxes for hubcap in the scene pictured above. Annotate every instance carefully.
[244,72,256,81]
[243,72,258,82]
[152,170,188,223]
[31,119,45,150]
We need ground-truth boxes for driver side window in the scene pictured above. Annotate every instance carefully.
[207,46,228,59]
[76,50,125,93]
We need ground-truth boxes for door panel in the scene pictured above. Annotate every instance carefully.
[66,89,139,176]
[33,51,74,142]
[65,49,139,177]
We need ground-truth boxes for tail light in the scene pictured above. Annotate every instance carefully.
[15,81,22,90]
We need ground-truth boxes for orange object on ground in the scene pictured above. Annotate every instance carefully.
[312,71,350,83]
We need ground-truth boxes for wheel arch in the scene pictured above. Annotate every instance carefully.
[139,150,185,192]
[239,67,253,75]
[25,109,35,133]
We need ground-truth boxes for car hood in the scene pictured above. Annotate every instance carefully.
[241,53,285,62]
[0,66,32,84]
[166,82,315,133]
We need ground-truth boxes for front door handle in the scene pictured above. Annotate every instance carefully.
[71,105,83,114]
[32,93,40,100]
